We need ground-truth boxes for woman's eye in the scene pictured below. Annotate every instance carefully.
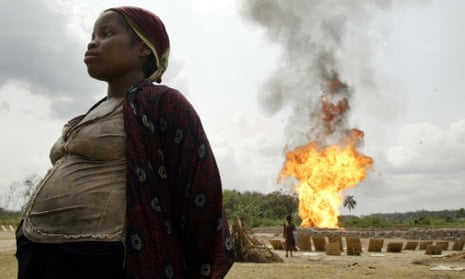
[100,28,113,37]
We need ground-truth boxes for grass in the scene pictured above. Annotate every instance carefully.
[0,252,16,279]
[0,213,20,228]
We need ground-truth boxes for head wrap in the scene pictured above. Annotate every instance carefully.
[107,6,170,83]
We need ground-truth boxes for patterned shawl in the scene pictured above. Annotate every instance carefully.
[123,79,234,278]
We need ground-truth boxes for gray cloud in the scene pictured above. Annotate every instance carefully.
[349,119,465,215]
[0,101,9,112]
[0,0,98,118]
[356,168,465,215]
[0,0,189,120]
[240,0,400,150]
[386,121,465,174]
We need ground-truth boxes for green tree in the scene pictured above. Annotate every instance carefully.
[457,208,465,218]
[222,189,299,227]
[343,195,357,216]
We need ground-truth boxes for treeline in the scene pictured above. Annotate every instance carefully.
[2,190,465,229]
[370,209,465,222]
[0,207,21,226]
[223,190,465,229]
[223,190,300,227]
[341,208,465,228]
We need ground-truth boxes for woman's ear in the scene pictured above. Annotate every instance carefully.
[139,42,152,57]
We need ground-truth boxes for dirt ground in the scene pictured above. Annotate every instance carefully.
[225,231,465,279]
[226,242,465,278]
[1,231,465,279]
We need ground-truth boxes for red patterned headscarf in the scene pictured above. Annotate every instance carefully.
[107,6,170,83]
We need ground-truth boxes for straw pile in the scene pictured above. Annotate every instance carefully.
[269,239,284,250]
[345,237,362,256]
[328,235,343,251]
[419,241,433,250]
[404,241,418,250]
[297,234,312,251]
[452,240,465,251]
[386,242,403,253]
[367,238,384,252]
[312,236,327,252]
[325,241,341,256]
[425,244,442,255]
[231,217,283,263]
[435,241,449,250]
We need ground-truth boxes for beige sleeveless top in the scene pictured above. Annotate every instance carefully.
[21,98,127,243]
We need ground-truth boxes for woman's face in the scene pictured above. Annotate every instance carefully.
[84,11,145,81]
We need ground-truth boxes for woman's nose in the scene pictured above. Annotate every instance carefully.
[87,39,97,50]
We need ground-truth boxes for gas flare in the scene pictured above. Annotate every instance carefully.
[241,0,381,228]
[279,78,373,228]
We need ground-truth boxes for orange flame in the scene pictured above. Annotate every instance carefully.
[278,78,373,228]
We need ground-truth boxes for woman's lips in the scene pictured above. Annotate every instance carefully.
[84,51,98,63]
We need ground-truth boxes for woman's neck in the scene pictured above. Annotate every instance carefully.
[106,73,146,99]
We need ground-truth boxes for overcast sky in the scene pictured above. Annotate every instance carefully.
[1,0,464,216]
